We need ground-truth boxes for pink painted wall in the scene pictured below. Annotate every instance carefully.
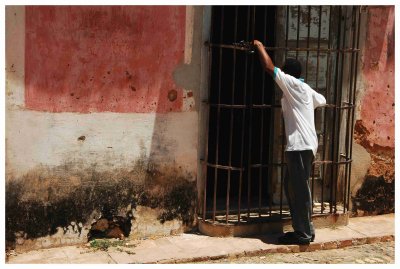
[25,6,186,113]
[358,6,395,149]
[353,6,395,184]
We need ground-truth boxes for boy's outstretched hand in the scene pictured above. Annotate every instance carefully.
[252,40,275,76]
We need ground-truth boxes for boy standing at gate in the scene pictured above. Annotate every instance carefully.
[253,40,326,245]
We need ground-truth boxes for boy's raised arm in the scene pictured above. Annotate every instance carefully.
[253,40,275,76]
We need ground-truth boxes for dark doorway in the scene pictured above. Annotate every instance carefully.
[204,6,277,222]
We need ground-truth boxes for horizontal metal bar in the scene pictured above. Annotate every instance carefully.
[250,163,288,168]
[313,159,353,165]
[205,103,282,109]
[200,159,244,171]
[203,101,353,110]
[205,42,360,53]
[322,103,355,109]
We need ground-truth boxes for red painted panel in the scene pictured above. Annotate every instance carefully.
[360,6,395,148]
[25,6,186,113]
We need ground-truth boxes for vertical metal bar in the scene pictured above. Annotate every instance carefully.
[268,6,277,217]
[321,6,333,214]
[343,6,357,213]
[202,7,215,221]
[258,7,268,217]
[314,5,322,212]
[238,6,251,223]
[347,7,361,213]
[311,162,315,214]
[226,7,238,224]
[316,6,322,91]
[334,6,347,213]
[247,6,256,218]
[296,6,301,59]
[330,6,343,214]
[280,5,290,217]
[305,6,311,82]
[212,7,225,223]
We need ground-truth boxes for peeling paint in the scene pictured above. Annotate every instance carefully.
[350,6,395,216]
[24,6,186,113]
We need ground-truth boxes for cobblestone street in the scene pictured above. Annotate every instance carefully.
[192,241,395,264]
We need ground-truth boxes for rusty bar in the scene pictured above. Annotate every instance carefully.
[316,6,322,91]
[212,7,225,223]
[202,7,216,221]
[246,6,256,218]
[204,162,244,171]
[268,6,278,217]
[267,15,277,216]
[238,6,252,223]
[321,6,333,214]
[343,6,357,213]
[347,7,361,213]
[280,5,290,217]
[202,50,210,220]
[207,103,353,109]
[206,42,361,52]
[226,6,238,224]
[311,162,315,214]
[329,6,343,214]
[257,6,268,217]
[312,6,322,215]
[296,6,300,59]
[334,6,347,213]
[305,6,311,82]
[329,7,340,214]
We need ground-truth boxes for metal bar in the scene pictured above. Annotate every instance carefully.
[202,7,216,221]
[268,7,278,217]
[238,6,252,223]
[316,6,322,91]
[343,6,357,213]
[330,6,343,214]
[321,6,333,214]
[202,162,244,171]
[226,6,238,224]
[258,6,268,217]
[311,162,315,214]
[314,5,323,215]
[246,6,256,218]
[347,7,362,213]
[334,6,347,214]
[296,6,301,59]
[305,6,311,82]
[280,5,290,217]
[205,42,361,52]
[212,7,225,223]
[207,103,352,109]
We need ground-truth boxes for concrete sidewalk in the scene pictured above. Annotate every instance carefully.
[6,214,395,264]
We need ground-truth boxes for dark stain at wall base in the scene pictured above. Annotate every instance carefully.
[351,175,394,216]
[5,159,197,249]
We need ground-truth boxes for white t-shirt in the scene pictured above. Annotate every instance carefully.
[273,67,326,156]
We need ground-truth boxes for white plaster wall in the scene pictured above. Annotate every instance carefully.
[6,110,198,179]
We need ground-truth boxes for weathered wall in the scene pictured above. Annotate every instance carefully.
[6,6,206,250]
[350,6,395,215]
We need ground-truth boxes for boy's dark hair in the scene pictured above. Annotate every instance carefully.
[282,58,302,78]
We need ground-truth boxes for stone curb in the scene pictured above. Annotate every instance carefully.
[154,234,395,264]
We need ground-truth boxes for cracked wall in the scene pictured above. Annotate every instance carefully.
[350,6,395,216]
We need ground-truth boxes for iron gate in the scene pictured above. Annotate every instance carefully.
[200,6,361,227]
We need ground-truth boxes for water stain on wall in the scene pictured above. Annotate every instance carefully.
[6,156,197,250]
